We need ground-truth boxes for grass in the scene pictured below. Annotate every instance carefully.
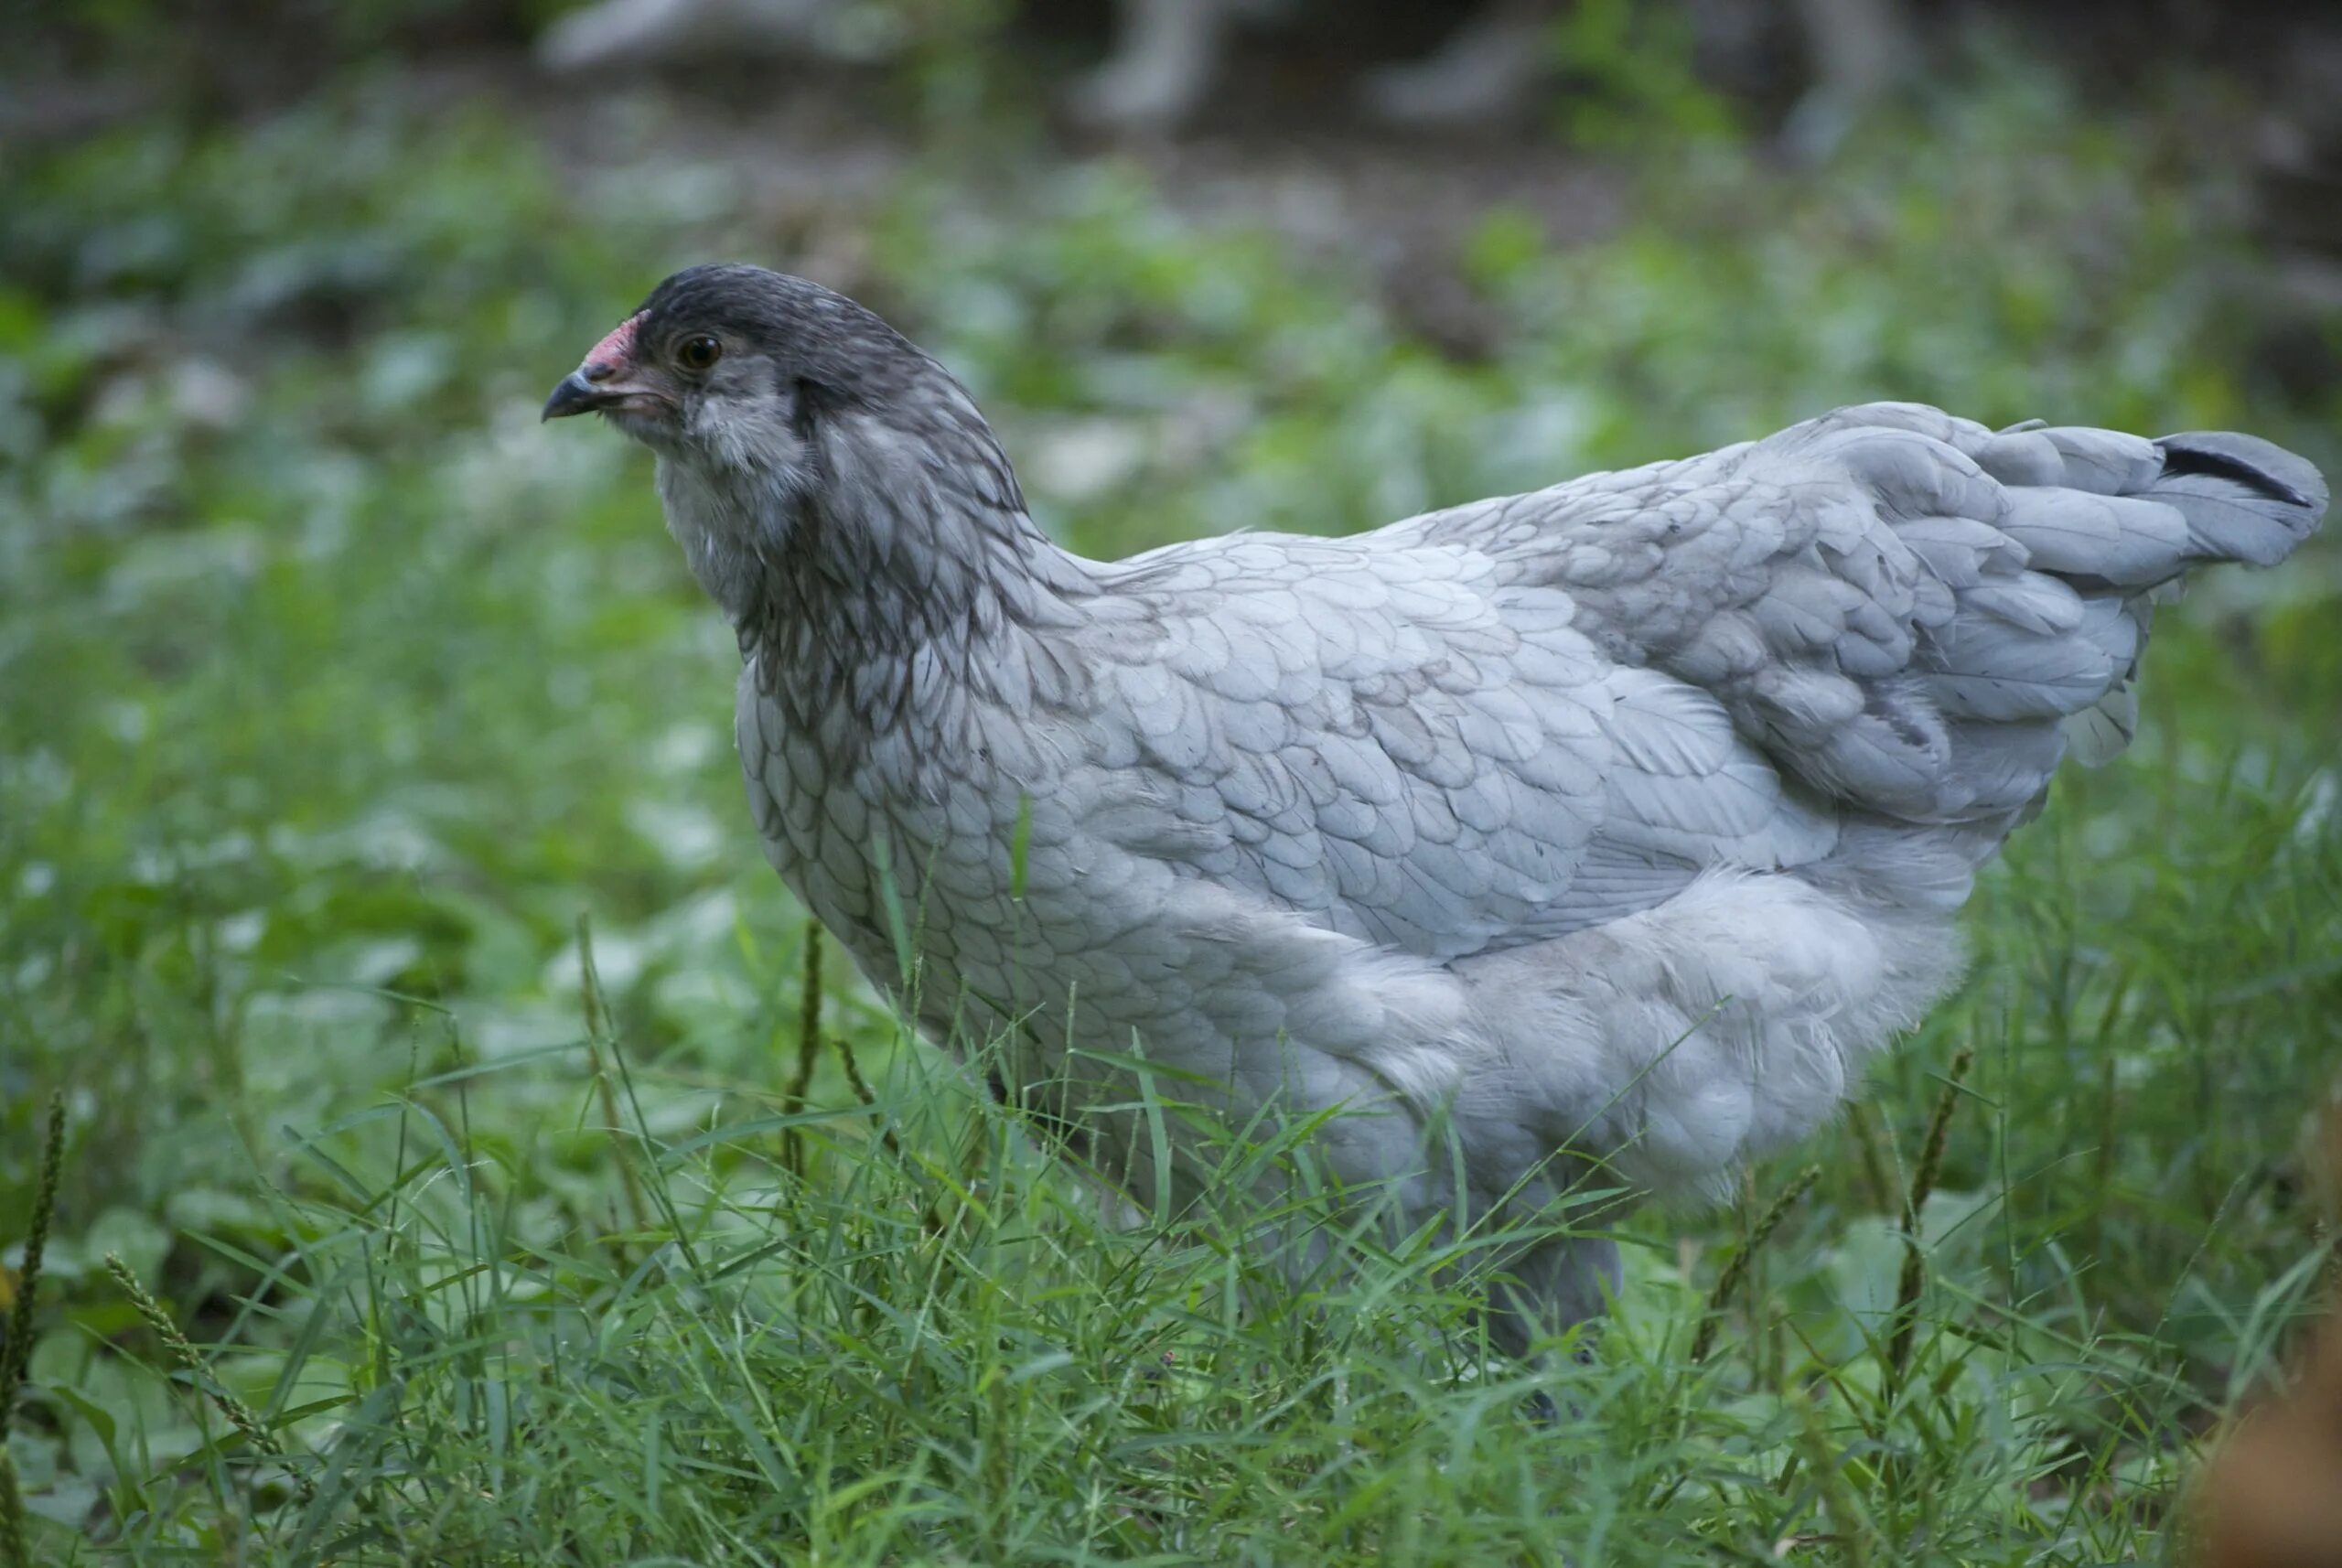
[4,36,2341,1565]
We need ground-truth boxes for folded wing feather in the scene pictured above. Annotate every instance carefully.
[1079,400,2325,970]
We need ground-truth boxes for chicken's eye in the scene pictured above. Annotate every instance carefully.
[677,335,723,371]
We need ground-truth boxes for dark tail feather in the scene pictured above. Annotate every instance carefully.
[2151,430,2328,566]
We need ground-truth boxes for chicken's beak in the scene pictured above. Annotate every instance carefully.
[543,363,669,421]
[543,312,659,422]
[542,370,607,421]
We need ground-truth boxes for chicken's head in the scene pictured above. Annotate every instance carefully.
[543,263,1033,623]
[547,264,914,460]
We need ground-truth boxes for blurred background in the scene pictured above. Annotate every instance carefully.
[4,1,2341,1560]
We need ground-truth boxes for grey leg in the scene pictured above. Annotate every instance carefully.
[1486,1231,1622,1359]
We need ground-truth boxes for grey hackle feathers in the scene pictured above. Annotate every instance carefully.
[547,263,2327,1346]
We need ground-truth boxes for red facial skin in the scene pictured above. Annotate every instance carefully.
[583,313,643,379]
[543,310,677,427]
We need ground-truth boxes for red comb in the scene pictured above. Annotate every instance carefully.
[585,312,642,371]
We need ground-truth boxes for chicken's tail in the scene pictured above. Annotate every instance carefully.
[1468,411,2322,1216]
[1717,404,2326,910]
[1970,424,2326,764]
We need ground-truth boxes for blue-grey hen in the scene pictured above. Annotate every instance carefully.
[546,264,2326,1340]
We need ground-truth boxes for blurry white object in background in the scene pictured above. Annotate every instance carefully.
[1355,0,1552,126]
[1778,0,1915,163]
[1066,0,1292,131]
[1069,0,1914,142]
[532,0,1916,153]
[537,0,898,72]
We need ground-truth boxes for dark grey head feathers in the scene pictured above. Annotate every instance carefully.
[545,263,962,458]
[548,264,1058,636]
[631,264,937,417]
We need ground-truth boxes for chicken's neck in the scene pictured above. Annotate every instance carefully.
[747,496,1088,700]
[661,416,1095,744]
